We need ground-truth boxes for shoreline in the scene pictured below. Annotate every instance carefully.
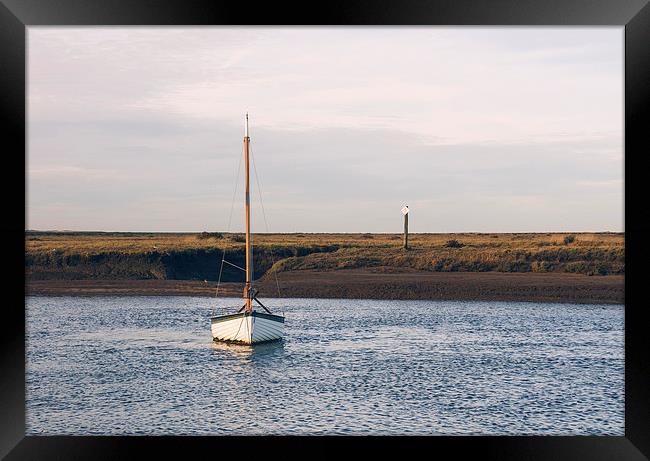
[26,269,624,304]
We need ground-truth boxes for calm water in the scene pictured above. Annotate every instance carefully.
[26,296,624,435]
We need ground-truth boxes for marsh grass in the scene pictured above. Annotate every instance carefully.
[25,231,624,277]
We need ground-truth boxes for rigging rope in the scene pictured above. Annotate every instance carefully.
[249,140,283,303]
[222,259,246,272]
[213,141,244,316]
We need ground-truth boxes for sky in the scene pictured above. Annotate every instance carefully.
[27,27,623,233]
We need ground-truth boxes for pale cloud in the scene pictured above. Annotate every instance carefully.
[27,27,623,232]
[28,166,127,181]
[576,179,623,188]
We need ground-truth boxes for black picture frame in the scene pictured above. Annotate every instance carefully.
[2,0,649,459]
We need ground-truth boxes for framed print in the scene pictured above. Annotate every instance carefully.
[2,0,649,459]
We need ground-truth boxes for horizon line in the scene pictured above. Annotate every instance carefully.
[25,229,624,234]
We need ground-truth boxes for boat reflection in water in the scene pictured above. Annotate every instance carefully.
[210,337,286,361]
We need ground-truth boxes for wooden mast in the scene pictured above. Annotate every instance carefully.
[244,113,252,312]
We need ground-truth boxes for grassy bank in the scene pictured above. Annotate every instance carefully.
[25,231,624,281]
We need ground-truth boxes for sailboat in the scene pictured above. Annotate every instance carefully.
[210,114,285,345]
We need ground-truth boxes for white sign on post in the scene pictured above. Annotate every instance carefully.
[401,206,409,215]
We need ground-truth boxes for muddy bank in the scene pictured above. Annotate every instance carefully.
[26,269,624,304]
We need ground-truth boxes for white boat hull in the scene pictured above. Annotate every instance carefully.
[211,311,284,345]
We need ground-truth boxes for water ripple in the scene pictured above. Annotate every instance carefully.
[26,296,624,435]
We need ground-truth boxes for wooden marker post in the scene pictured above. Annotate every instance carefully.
[401,205,409,249]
